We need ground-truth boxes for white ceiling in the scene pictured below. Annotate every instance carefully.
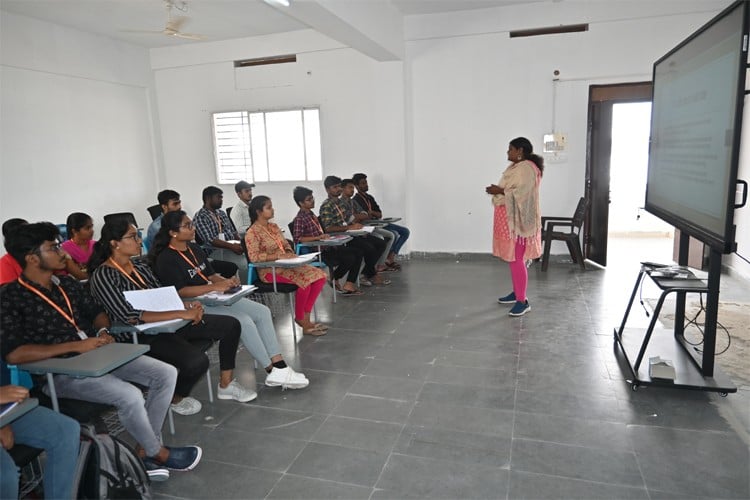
[0,0,535,48]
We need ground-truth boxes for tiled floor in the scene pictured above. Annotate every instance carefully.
[154,248,750,499]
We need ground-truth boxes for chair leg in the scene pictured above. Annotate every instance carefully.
[206,368,214,403]
[571,238,586,270]
[288,294,297,342]
[541,236,552,272]
[565,239,578,263]
[168,408,175,435]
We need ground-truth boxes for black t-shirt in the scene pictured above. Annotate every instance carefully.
[154,243,216,291]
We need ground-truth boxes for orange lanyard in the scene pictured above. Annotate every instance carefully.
[333,202,347,223]
[211,211,223,233]
[107,259,148,289]
[18,277,80,331]
[359,194,372,212]
[255,225,287,253]
[311,214,324,235]
[169,245,210,283]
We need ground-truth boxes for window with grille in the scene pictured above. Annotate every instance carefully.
[212,108,322,184]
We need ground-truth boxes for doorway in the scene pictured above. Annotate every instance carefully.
[586,82,669,267]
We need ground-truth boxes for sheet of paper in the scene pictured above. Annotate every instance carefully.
[123,286,185,312]
[347,226,375,234]
[134,319,186,332]
[274,252,320,265]
[199,285,257,301]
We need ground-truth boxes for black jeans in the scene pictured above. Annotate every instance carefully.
[140,314,241,397]
[346,235,385,278]
[324,246,364,284]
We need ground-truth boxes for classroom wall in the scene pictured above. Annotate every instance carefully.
[404,1,731,254]
[0,11,163,231]
[150,30,405,231]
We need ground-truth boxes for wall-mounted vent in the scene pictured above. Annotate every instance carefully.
[234,54,297,68]
[510,23,588,38]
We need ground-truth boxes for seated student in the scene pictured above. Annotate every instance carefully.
[60,212,95,280]
[0,222,201,479]
[194,186,248,284]
[230,181,254,235]
[146,189,181,250]
[318,176,390,286]
[245,196,329,336]
[341,178,394,272]
[292,186,363,296]
[150,211,308,389]
[353,173,410,269]
[88,219,256,416]
[0,219,28,286]
[0,384,80,499]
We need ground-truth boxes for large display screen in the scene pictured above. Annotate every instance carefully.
[645,0,747,252]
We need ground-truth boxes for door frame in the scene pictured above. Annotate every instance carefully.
[585,82,652,267]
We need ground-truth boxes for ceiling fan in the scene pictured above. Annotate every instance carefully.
[122,0,207,41]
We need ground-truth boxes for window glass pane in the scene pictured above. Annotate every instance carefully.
[303,109,322,181]
[213,112,252,184]
[249,112,269,183]
[265,110,305,181]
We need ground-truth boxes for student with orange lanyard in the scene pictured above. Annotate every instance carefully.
[245,196,329,335]
[150,211,309,389]
[87,218,257,416]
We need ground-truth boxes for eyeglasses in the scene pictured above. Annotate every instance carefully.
[180,222,195,230]
[36,243,63,254]
[121,233,142,242]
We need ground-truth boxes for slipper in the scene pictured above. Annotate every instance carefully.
[359,278,373,287]
[373,278,391,286]
[386,261,402,270]
[313,323,329,332]
[302,328,326,336]
[338,288,363,296]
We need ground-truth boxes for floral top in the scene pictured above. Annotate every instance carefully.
[245,222,326,288]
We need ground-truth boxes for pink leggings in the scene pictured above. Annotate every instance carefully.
[264,274,326,321]
[508,238,527,303]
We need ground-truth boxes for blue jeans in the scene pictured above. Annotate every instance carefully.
[46,356,177,457]
[386,223,410,256]
[204,299,281,368]
[0,406,80,499]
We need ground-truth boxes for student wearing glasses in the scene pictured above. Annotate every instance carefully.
[88,219,256,416]
[150,211,308,390]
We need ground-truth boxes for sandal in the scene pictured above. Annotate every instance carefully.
[313,323,329,332]
[386,261,402,270]
[338,288,363,296]
[373,276,391,286]
[302,328,326,336]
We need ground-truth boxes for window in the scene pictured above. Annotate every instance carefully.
[212,108,322,184]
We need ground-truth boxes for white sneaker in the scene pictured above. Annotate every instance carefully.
[265,367,310,390]
[217,379,257,403]
[170,396,202,416]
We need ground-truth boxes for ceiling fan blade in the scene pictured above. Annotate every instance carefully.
[120,29,165,34]
[166,15,189,32]
[172,32,207,40]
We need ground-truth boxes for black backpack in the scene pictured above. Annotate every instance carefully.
[74,424,152,499]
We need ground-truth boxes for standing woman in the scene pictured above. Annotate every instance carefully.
[485,137,543,317]
[150,211,309,390]
[245,196,329,335]
[60,212,95,280]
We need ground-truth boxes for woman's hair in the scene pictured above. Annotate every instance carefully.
[249,195,271,224]
[293,186,313,206]
[510,137,545,175]
[66,212,92,239]
[88,218,132,272]
[148,210,187,265]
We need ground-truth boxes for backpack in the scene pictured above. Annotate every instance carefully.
[74,424,152,499]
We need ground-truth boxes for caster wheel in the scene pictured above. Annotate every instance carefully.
[631,383,639,392]
[720,392,728,397]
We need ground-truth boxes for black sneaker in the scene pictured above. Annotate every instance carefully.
[142,459,170,482]
[509,300,531,317]
[162,445,202,471]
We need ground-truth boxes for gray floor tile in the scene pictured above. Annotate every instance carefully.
[251,370,358,413]
[508,470,649,500]
[418,381,516,410]
[348,374,425,401]
[198,427,307,471]
[150,459,281,499]
[267,475,372,499]
[628,425,750,498]
[287,442,389,487]
[363,358,434,380]
[376,453,509,499]
[513,411,632,451]
[332,394,414,423]
[511,438,644,487]
[408,401,514,436]
[220,405,326,440]
[312,415,402,453]
[428,364,517,388]
[395,425,511,468]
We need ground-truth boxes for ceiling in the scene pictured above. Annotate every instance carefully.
[0,0,536,48]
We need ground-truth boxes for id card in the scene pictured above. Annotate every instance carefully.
[217,233,226,241]
[76,330,88,340]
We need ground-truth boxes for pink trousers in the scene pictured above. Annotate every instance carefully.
[264,274,326,321]
[508,238,527,302]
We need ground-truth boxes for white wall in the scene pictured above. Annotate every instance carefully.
[405,1,730,253]
[0,11,163,232]
[150,31,405,229]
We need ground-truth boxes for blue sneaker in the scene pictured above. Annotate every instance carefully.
[142,459,170,481]
[163,445,202,471]
[497,292,516,304]
[509,300,530,317]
